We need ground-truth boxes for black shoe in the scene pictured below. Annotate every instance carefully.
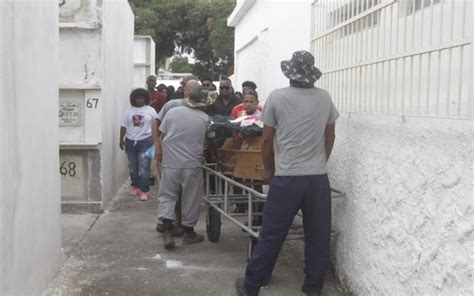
[301,285,320,296]
[182,231,204,245]
[156,224,184,237]
[163,231,175,250]
[156,223,164,233]
[172,225,185,237]
[234,277,248,296]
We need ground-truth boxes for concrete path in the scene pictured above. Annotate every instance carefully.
[43,183,349,296]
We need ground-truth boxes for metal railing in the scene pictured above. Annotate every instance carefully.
[311,0,472,119]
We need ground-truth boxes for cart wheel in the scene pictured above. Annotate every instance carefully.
[206,206,221,243]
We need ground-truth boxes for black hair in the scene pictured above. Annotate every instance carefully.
[157,84,167,91]
[220,77,231,83]
[242,80,257,90]
[129,88,151,106]
[244,89,259,101]
[234,91,243,100]
[201,77,212,83]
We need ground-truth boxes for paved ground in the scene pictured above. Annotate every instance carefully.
[43,183,349,296]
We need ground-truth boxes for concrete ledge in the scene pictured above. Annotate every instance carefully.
[59,22,101,30]
[60,143,101,150]
[59,84,101,90]
[62,201,103,214]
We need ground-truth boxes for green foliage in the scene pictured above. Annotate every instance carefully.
[169,56,194,73]
[129,0,236,80]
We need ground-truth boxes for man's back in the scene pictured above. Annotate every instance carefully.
[262,86,339,176]
[159,106,209,168]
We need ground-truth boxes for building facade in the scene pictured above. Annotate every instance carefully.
[311,0,473,294]
[228,0,313,101]
[59,0,135,212]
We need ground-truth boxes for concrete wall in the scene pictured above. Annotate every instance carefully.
[228,0,312,102]
[58,0,134,210]
[329,114,473,295]
[0,0,62,294]
[101,0,135,205]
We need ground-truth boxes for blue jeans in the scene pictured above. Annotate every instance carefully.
[244,175,332,295]
[125,136,153,193]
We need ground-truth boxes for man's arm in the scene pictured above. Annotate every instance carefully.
[152,119,162,162]
[324,123,336,160]
[262,124,275,184]
[119,127,126,150]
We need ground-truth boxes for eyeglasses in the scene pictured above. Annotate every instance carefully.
[202,83,211,87]
[219,86,230,90]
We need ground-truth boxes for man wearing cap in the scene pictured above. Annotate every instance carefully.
[235,50,339,296]
[157,85,218,250]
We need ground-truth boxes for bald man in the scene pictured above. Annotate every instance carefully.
[153,79,199,236]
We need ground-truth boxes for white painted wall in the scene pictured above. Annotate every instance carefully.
[134,36,156,88]
[310,0,474,295]
[0,0,62,294]
[58,0,134,207]
[228,0,312,102]
[101,0,135,205]
[329,114,473,295]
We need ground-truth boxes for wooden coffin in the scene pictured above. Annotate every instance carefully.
[219,137,263,180]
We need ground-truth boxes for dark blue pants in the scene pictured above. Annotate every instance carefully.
[244,174,331,295]
[125,136,153,193]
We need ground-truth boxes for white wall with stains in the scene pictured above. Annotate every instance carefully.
[0,0,62,294]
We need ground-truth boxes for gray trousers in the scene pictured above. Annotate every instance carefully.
[158,167,203,227]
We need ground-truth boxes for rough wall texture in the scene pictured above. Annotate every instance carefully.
[100,0,134,206]
[0,0,62,294]
[59,0,102,23]
[329,113,473,295]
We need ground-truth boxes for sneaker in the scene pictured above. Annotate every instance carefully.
[234,277,248,296]
[301,285,321,296]
[140,191,148,201]
[130,186,139,197]
[182,231,204,245]
[163,231,175,250]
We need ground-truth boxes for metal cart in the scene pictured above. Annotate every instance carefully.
[203,165,344,258]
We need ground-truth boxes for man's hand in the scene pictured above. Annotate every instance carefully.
[119,140,125,151]
[263,169,274,185]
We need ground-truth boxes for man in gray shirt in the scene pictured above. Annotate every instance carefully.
[157,85,217,250]
[235,50,339,296]
[153,79,198,236]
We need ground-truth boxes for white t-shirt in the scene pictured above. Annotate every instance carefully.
[121,106,158,141]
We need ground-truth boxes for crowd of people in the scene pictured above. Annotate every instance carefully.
[119,50,339,296]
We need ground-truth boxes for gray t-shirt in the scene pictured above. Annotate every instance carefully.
[160,106,210,168]
[261,86,339,176]
[157,99,184,122]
